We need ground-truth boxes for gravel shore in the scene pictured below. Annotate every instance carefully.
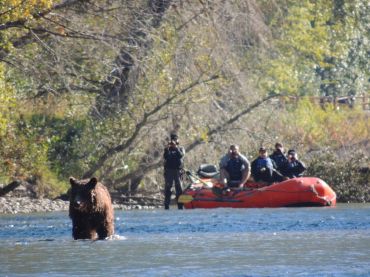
[0,197,69,214]
[0,196,161,214]
[0,183,164,214]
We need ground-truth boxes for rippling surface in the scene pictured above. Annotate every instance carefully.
[1,204,370,277]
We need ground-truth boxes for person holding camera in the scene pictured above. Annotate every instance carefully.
[269,143,288,170]
[163,133,185,210]
[281,149,306,179]
[269,142,288,182]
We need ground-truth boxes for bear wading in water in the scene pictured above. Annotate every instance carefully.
[69,177,114,240]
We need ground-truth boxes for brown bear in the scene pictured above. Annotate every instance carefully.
[69,177,114,240]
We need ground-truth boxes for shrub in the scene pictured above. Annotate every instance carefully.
[306,151,370,202]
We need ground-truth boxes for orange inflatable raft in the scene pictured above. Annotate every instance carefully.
[179,176,337,209]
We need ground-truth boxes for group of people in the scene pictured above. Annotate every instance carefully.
[219,143,306,188]
[250,143,306,183]
[162,133,306,210]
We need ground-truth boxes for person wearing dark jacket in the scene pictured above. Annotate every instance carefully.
[163,134,185,210]
[281,149,306,178]
[251,147,276,183]
[269,142,288,182]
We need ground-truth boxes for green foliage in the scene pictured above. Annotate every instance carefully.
[26,114,88,178]
[255,0,369,97]
[0,64,16,137]
[0,71,84,196]
[0,112,87,197]
[280,98,369,148]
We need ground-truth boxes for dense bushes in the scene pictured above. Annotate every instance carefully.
[27,115,87,179]
[0,110,87,198]
[306,151,370,202]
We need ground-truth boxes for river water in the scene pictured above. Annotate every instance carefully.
[1,204,370,277]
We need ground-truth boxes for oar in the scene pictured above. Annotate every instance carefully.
[185,170,213,187]
[186,169,227,197]
[178,170,216,204]
[271,167,289,181]
[178,194,194,204]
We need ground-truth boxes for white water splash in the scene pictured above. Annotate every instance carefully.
[105,234,126,240]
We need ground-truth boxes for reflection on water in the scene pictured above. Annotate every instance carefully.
[1,204,370,277]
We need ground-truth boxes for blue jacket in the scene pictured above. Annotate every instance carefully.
[251,157,275,183]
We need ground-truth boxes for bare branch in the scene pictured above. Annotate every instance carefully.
[111,93,280,187]
[82,74,219,178]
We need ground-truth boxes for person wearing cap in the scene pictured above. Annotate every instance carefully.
[281,149,306,178]
[219,145,251,188]
[251,147,276,183]
[269,142,288,182]
[163,133,185,210]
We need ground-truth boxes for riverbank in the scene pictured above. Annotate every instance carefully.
[0,179,164,214]
[0,195,163,214]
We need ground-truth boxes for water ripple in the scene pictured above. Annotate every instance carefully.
[0,204,370,276]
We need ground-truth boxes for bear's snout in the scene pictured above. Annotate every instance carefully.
[73,195,83,208]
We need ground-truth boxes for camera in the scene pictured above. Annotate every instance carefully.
[168,140,176,148]
[288,154,295,160]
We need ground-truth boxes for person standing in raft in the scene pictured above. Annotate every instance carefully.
[219,145,251,188]
[251,147,277,184]
[281,149,306,179]
[163,133,185,210]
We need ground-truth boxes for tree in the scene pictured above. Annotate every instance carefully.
[255,0,369,98]
[2,0,367,198]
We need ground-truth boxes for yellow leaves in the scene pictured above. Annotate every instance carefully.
[0,0,55,53]
[260,58,300,95]
[279,1,334,63]
[0,0,53,24]
[283,97,370,148]
[0,64,16,137]
[199,128,210,143]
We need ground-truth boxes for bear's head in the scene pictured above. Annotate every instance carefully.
[69,177,98,213]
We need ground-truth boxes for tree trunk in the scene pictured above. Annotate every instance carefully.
[0,181,22,197]
[92,0,173,118]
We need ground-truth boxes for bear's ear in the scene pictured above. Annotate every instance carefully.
[69,177,77,187]
[87,177,98,190]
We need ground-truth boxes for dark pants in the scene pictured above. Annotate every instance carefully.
[164,168,183,209]
[228,180,242,188]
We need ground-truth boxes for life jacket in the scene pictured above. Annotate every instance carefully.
[270,152,287,169]
[225,158,244,181]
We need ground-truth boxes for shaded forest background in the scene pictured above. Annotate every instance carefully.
[0,0,369,202]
